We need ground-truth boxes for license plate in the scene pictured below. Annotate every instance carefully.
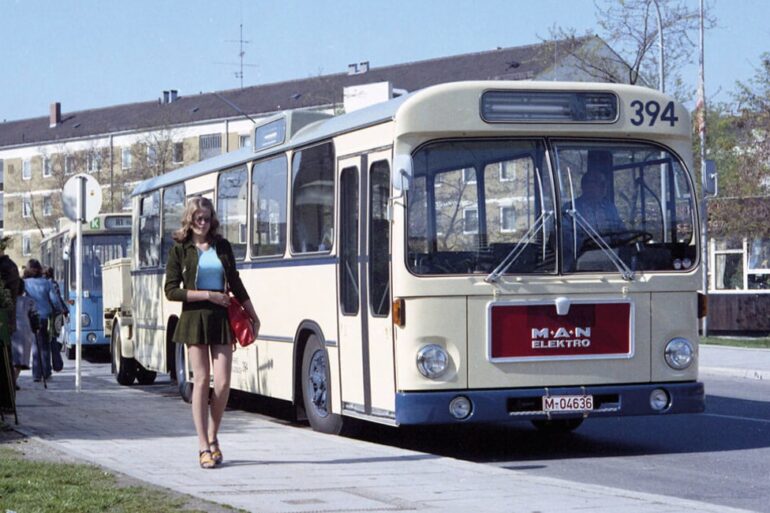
[542,395,594,412]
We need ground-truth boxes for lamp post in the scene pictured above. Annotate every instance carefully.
[652,0,665,92]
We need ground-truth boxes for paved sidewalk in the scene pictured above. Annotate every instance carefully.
[7,355,761,513]
[700,343,770,381]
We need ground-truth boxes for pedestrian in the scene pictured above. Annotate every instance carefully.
[43,266,69,367]
[164,196,260,469]
[0,236,22,340]
[24,259,61,382]
[11,282,39,390]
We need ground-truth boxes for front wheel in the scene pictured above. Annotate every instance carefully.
[301,335,345,435]
[136,364,157,385]
[175,342,193,403]
[111,323,137,386]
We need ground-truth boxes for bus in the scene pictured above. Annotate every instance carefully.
[41,213,131,358]
[104,81,705,434]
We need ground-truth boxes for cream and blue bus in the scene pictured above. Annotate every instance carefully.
[41,213,131,358]
[106,81,704,434]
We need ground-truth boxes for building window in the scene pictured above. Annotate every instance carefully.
[22,196,32,218]
[500,206,516,232]
[173,142,184,163]
[462,167,476,184]
[199,134,222,160]
[122,148,132,170]
[239,135,251,148]
[43,195,53,217]
[463,207,478,234]
[147,145,157,166]
[500,161,516,181]
[22,235,31,256]
[88,153,100,173]
[64,155,75,175]
[43,157,52,177]
[22,159,31,180]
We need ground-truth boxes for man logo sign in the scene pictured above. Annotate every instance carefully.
[531,327,592,350]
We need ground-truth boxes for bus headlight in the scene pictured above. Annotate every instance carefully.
[664,338,694,370]
[87,333,97,343]
[81,314,91,327]
[416,344,449,379]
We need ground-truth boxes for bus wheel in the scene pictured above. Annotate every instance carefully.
[111,324,137,386]
[531,418,584,434]
[175,342,193,403]
[301,334,344,435]
[136,364,157,385]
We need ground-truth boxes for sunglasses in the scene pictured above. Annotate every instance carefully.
[194,215,212,224]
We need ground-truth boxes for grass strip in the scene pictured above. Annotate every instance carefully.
[0,445,208,513]
[701,336,770,349]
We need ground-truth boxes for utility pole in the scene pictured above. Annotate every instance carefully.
[698,0,709,335]
[652,0,665,92]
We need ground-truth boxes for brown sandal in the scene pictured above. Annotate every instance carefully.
[209,439,223,465]
[199,450,216,469]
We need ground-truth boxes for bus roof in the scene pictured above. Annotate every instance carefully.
[132,80,686,197]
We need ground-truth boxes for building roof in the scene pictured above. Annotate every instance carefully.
[0,37,594,148]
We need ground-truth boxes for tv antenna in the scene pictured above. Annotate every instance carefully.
[221,23,257,88]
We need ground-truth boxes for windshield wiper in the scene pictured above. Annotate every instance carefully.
[566,209,635,281]
[485,210,553,283]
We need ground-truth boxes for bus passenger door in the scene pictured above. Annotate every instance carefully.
[337,152,395,419]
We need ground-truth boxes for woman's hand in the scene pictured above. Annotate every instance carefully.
[207,291,231,307]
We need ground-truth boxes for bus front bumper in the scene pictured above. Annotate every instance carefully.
[395,381,704,425]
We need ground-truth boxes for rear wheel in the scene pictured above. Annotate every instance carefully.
[301,334,345,435]
[175,342,193,403]
[111,322,137,386]
[531,418,584,434]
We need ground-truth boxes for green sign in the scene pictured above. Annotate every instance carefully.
[90,218,101,230]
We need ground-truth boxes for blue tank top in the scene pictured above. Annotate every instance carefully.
[196,247,224,291]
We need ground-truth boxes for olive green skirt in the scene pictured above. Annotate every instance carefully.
[173,301,232,346]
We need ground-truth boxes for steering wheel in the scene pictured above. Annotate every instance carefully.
[610,230,654,246]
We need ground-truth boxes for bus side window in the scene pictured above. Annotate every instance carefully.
[139,192,161,267]
[291,142,335,254]
[161,184,186,264]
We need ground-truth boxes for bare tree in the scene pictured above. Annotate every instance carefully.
[548,0,714,98]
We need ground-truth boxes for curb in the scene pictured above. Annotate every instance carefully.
[700,366,770,381]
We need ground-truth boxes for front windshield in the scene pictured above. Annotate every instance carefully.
[407,139,556,275]
[406,138,697,276]
[554,141,696,273]
[70,234,130,292]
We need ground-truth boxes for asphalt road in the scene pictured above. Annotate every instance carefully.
[349,375,770,513]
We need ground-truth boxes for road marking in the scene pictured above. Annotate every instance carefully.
[704,413,770,424]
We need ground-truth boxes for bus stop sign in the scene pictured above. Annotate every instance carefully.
[63,174,102,223]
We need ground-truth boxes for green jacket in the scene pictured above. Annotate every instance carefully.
[164,238,249,304]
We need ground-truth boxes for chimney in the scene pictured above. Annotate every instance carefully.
[359,61,369,73]
[347,63,359,75]
[49,102,61,128]
[163,91,170,104]
[170,89,178,102]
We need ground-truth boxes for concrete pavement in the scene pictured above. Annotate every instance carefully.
[5,344,766,513]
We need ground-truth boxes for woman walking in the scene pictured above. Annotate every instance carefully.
[164,197,259,469]
[24,259,60,382]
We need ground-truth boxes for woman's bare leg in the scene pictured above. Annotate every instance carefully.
[207,344,233,443]
[188,344,212,451]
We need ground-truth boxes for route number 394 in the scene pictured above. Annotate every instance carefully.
[629,100,679,127]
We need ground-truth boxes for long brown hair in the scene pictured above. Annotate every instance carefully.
[172,196,222,243]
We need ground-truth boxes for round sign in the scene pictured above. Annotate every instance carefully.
[63,174,103,222]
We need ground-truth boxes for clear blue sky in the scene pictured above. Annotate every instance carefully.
[0,0,766,123]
